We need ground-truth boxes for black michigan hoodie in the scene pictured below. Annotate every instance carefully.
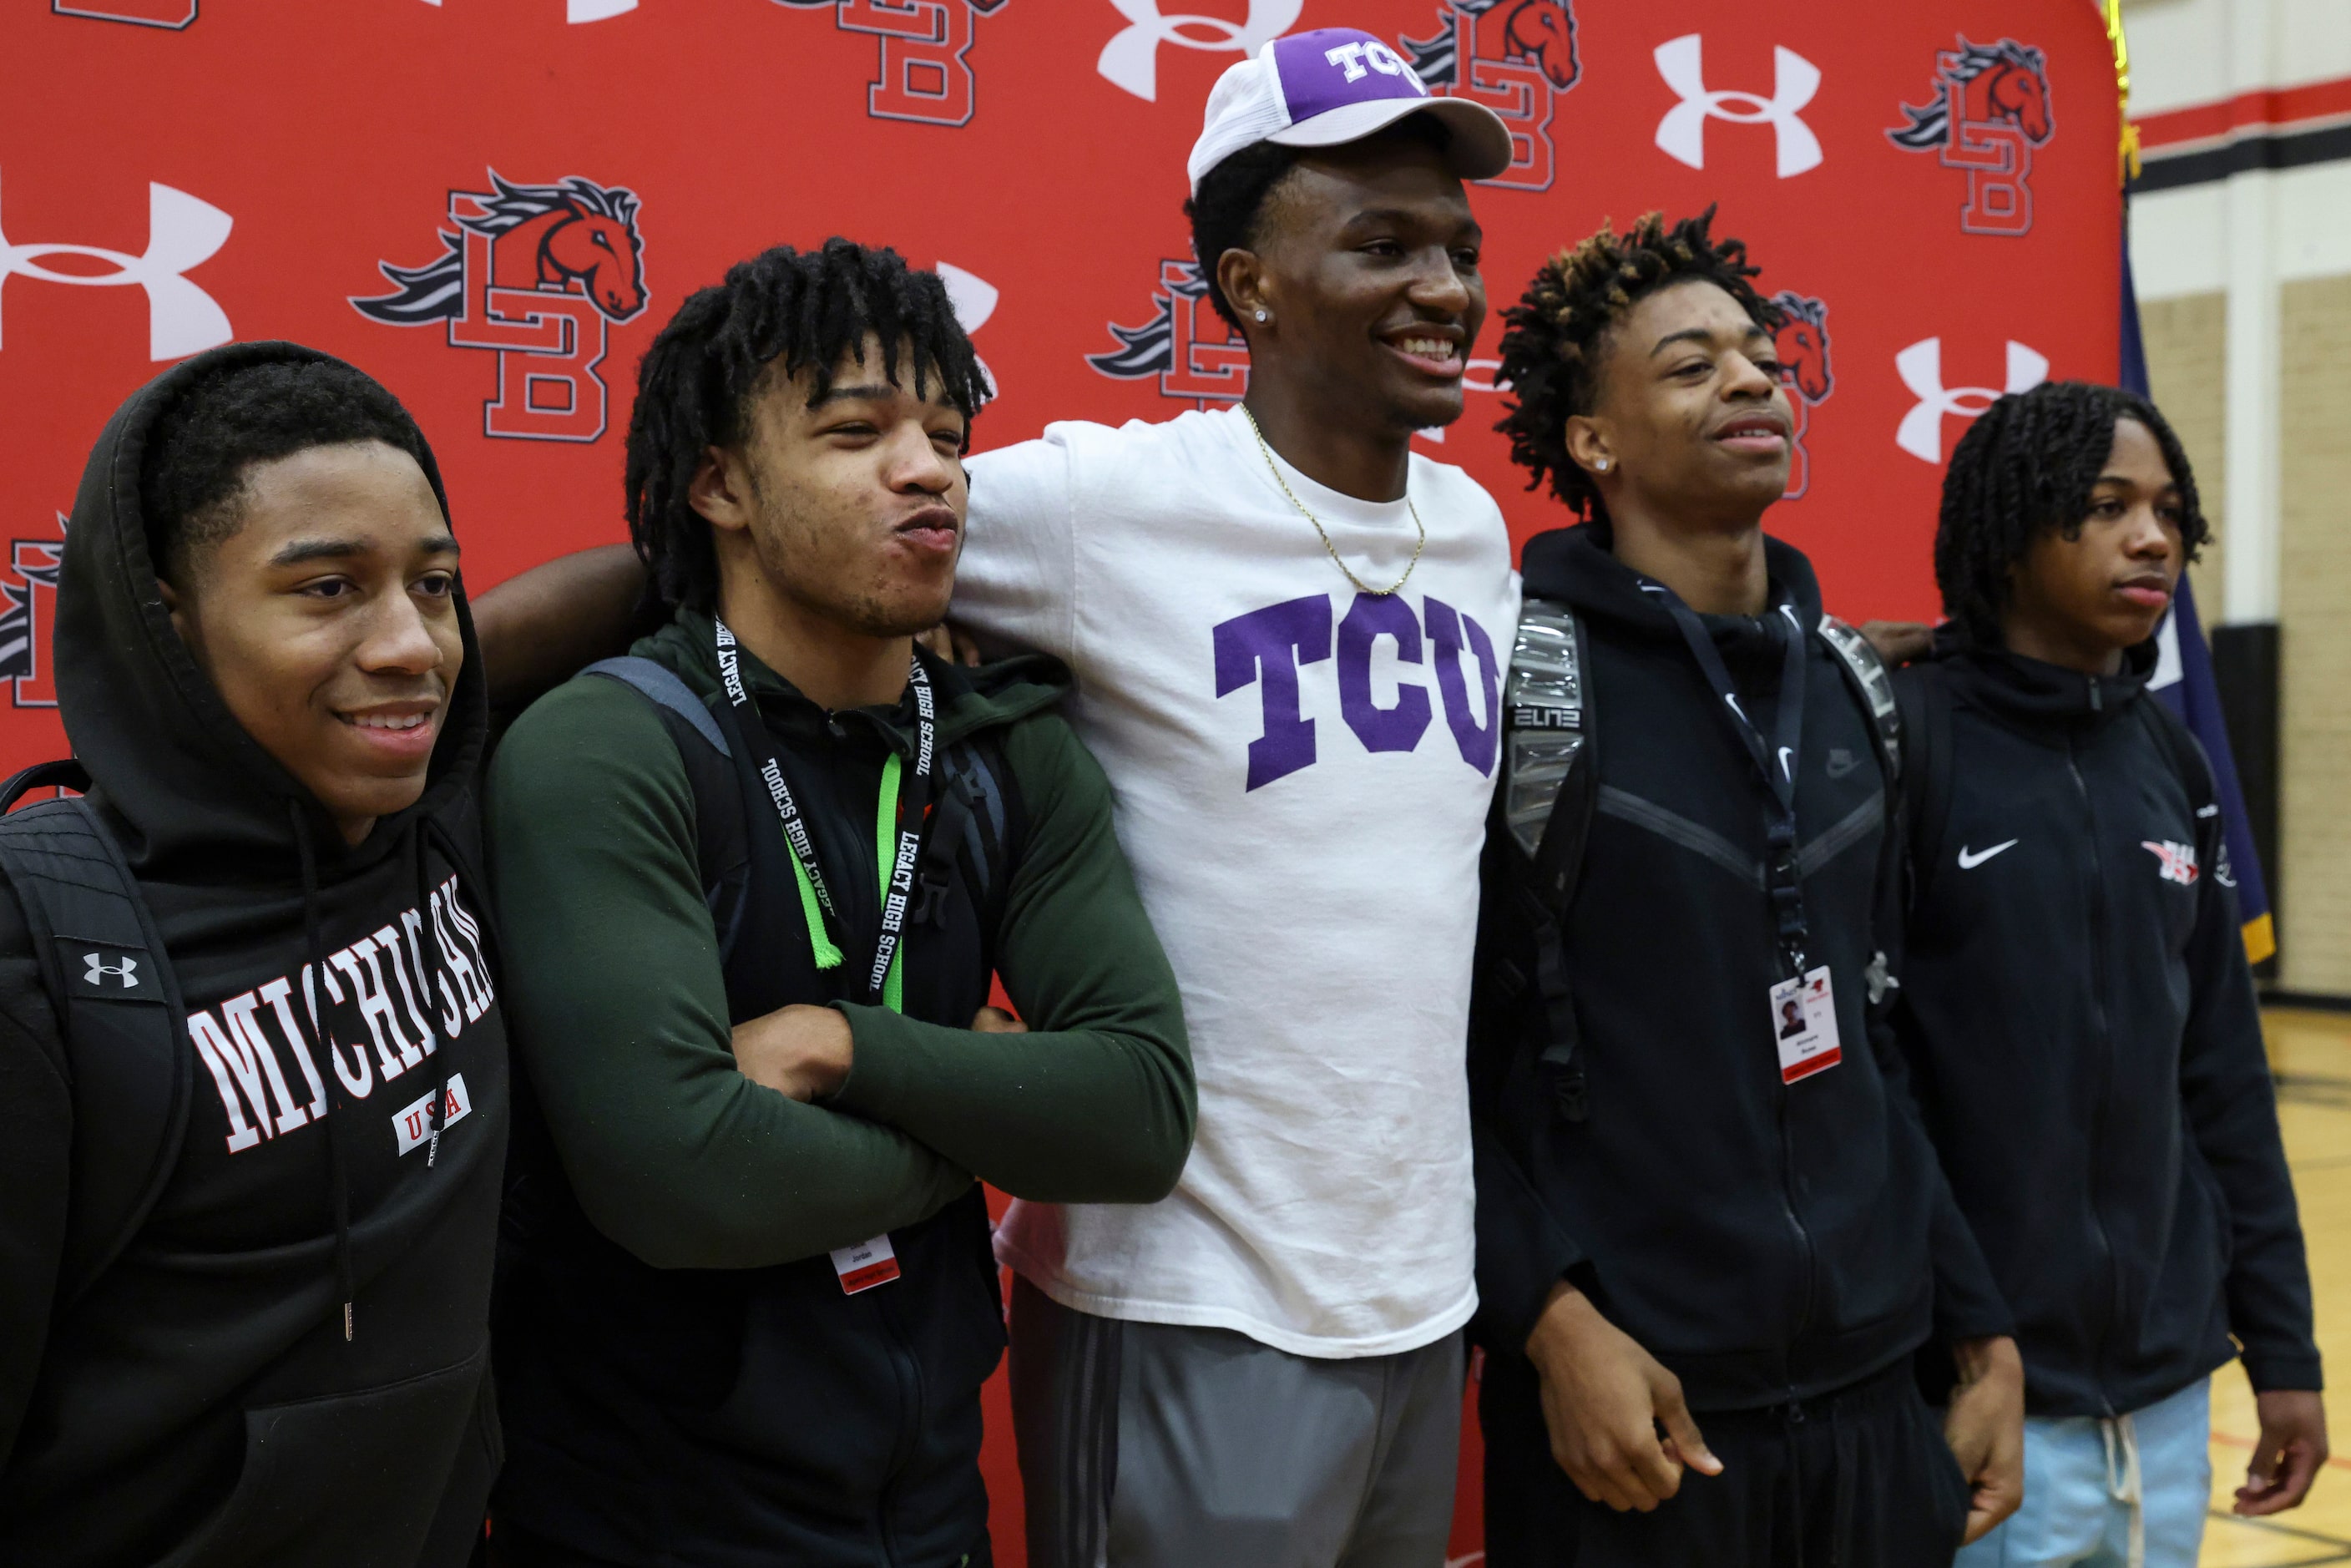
[0,343,509,1566]
[1894,630,2318,1418]
[1471,525,2008,1410]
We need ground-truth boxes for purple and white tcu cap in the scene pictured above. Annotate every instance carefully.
[1186,26,1514,196]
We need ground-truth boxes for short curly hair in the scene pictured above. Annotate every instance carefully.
[1494,207,1777,524]
[142,358,434,584]
[1936,380,2209,645]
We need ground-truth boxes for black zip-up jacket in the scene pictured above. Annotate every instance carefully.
[0,342,508,1565]
[1471,525,2008,1411]
[1893,632,2318,1418]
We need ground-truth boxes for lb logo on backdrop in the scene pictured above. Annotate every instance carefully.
[1096,0,1301,102]
[0,515,65,711]
[1893,336,2048,463]
[776,0,1010,126]
[1089,258,1251,407]
[1888,38,2053,237]
[1652,34,1823,178]
[352,171,647,443]
[1770,291,1832,501]
[1399,0,1579,192]
[0,175,235,362]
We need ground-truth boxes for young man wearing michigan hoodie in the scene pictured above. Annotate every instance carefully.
[482,240,1193,1566]
[0,344,508,1565]
[1899,382,2324,1568]
[1469,213,2025,1565]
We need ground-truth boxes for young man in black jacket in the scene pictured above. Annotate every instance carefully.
[1469,211,2025,1565]
[0,344,506,1565]
[1901,382,2325,1567]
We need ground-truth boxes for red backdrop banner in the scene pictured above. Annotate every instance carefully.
[0,2,2121,1559]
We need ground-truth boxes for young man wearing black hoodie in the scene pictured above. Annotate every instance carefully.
[1902,382,2324,1567]
[482,240,1193,1566]
[1469,212,2025,1564]
[0,344,507,1565]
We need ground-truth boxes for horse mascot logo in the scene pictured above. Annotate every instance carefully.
[1769,292,1832,502]
[1088,258,1251,407]
[1888,38,2053,237]
[1401,0,1578,192]
[353,171,647,442]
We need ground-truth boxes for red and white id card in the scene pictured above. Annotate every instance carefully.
[1768,967,1843,1085]
[830,1234,901,1295]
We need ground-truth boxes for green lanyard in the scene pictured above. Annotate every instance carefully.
[785,754,906,1014]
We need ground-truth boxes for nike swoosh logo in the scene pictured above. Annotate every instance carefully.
[1957,840,2019,870]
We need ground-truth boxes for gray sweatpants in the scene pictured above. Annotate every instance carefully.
[1009,1275,1465,1568]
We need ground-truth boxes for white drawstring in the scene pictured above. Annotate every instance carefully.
[2099,1412,2146,1568]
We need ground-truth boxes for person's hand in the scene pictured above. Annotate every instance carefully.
[2237,1389,2328,1515]
[731,1004,854,1101]
[1523,1282,1721,1511]
[970,1004,1027,1034]
[1858,620,1934,666]
[1945,1335,2025,1543]
[918,621,983,667]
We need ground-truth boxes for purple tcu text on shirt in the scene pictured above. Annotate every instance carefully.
[1213,592,1501,791]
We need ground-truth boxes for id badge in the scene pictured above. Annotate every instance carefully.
[831,1234,901,1294]
[1768,967,1843,1085]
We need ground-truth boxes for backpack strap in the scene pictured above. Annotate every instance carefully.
[1815,615,1902,782]
[0,787,193,1308]
[1496,598,1597,1120]
[2138,695,2226,873]
[1893,661,1957,914]
[584,656,731,758]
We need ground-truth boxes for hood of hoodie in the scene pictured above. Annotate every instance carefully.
[58,340,488,884]
[1926,620,2156,735]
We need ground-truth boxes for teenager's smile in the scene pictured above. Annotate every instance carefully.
[1380,320,1465,378]
[336,695,443,762]
[1711,409,1790,457]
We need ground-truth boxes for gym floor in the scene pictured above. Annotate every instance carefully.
[2202,1007,2351,1565]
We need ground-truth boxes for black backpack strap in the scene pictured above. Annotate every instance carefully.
[1893,662,1957,914]
[584,656,731,758]
[1497,599,1596,1121]
[2,758,91,811]
[2139,695,2226,871]
[0,793,192,1308]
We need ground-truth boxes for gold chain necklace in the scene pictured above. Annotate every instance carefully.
[1241,405,1428,598]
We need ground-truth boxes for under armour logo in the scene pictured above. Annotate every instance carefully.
[1653,34,1823,178]
[936,260,998,396]
[1893,336,2049,462]
[83,952,139,989]
[0,173,233,360]
[1096,0,1303,102]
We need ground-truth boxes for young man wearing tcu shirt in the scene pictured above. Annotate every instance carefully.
[469,28,1521,1566]
[957,35,1519,1565]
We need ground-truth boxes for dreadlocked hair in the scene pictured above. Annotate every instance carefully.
[624,237,988,611]
[1935,380,2208,645]
[1494,207,1777,526]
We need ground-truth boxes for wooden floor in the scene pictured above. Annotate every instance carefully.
[2202,1008,2351,1565]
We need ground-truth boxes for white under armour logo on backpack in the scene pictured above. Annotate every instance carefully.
[1652,34,1823,177]
[83,951,139,989]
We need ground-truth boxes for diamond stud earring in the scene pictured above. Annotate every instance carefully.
[1255,309,1268,322]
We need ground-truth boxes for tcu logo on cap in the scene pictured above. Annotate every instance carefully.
[1893,336,2048,463]
[1322,39,1414,83]
[353,170,648,443]
[1653,34,1823,178]
[0,173,234,361]
[1096,0,1302,103]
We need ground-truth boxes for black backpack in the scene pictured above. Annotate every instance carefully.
[1484,600,1901,1120]
[580,657,1023,976]
[0,760,194,1310]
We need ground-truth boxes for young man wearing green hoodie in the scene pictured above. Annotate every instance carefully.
[483,239,1194,1567]
[0,344,507,1565]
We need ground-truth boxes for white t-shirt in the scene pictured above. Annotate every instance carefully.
[959,404,1520,1358]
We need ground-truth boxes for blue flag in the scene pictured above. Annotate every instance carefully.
[2120,245,2276,963]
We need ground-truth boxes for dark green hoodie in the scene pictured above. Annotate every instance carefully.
[0,343,508,1565]
[484,609,1192,1564]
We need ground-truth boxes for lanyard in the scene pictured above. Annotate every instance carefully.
[1646,584,1813,976]
[714,618,936,1013]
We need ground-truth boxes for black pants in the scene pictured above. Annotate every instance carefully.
[1480,1353,1972,1568]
